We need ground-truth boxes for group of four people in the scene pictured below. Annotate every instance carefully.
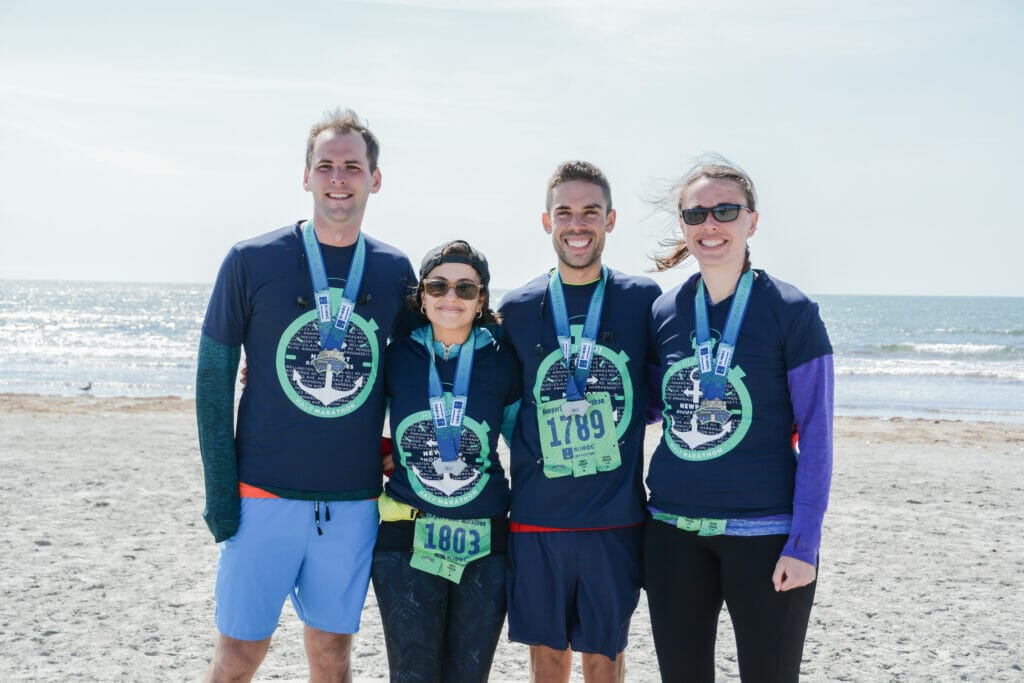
[195,108,833,682]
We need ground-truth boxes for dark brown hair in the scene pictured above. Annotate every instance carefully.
[546,160,613,212]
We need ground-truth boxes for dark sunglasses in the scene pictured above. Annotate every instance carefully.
[679,203,751,225]
[422,278,483,300]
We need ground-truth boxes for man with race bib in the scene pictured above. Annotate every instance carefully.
[196,108,416,681]
[499,161,661,682]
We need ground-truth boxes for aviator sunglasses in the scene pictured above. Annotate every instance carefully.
[679,203,752,225]
[422,278,483,300]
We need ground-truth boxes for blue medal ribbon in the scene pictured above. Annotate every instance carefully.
[547,267,607,402]
[301,221,366,351]
[426,327,476,463]
[694,270,754,401]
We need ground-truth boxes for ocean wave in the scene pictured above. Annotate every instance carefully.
[834,358,1024,382]
[926,406,1024,419]
[834,404,1024,424]
[862,342,1022,360]
[932,327,1024,337]
[0,312,202,334]
[0,377,195,398]
[0,344,196,363]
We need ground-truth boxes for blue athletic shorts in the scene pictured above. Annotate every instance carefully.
[214,497,378,641]
[506,526,642,661]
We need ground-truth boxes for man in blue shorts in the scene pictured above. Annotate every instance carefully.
[196,108,416,681]
[499,161,661,682]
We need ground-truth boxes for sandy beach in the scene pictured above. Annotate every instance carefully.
[1,394,1021,681]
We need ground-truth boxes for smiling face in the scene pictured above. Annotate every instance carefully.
[422,262,483,346]
[679,176,758,274]
[542,179,616,283]
[303,129,381,235]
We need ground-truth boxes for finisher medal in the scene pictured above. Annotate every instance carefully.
[695,397,730,427]
[693,270,754,407]
[312,348,349,374]
[561,399,590,417]
[301,221,366,355]
[426,327,475,475]
[540,269,621,479]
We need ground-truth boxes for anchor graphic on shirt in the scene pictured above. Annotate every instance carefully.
[292,365,366,406]
[671,367,733,448]
[410,438,480,497]
[672,411,734,448]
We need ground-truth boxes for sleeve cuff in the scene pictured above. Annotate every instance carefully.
[781,502,825,566]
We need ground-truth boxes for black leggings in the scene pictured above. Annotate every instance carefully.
[643,517,816,682]
[372,550,506,683]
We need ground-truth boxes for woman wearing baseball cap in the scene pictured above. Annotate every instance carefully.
[372,240,520,682]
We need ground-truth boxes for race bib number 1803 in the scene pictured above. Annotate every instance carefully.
[410,517,491,583]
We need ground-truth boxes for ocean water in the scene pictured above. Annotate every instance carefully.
[0,280,209,398]
[1,280,1022,423]
[817,294,1023,423]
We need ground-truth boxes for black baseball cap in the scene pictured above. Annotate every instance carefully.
[419,240,490,287]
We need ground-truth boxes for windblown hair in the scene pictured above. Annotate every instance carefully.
[651,154,757,272]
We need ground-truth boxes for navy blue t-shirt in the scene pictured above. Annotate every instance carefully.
[647,271,833,519]
[201,222,416,497]
[383,327,520,519]
[499,269,661,528]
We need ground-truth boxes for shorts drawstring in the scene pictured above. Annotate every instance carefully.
[314,501,332,536]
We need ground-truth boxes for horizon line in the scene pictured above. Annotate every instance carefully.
[2,277,1023,300]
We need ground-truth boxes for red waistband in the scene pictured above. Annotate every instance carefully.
[239,482,279,498]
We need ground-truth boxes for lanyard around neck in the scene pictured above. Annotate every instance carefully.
[301,222,366,351]
[426,327,476,463]
[694,269,754,401]
[547,267,607,402]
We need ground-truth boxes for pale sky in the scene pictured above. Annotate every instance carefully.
[2,0,1022,296]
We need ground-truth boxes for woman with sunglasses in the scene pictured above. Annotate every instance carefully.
[372,240,520,683]
[644,157,834,681]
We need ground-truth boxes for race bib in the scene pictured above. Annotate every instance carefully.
[410,517,491,584]
[537,391,621,479]
[653,511,727,536]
